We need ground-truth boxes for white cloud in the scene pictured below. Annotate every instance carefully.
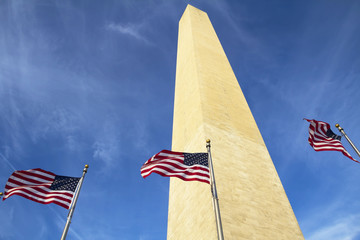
[92,139,119,166]
[306,213,360,240]
[92,120,122,169]
[0,151,16,171]
[106,22,150,44]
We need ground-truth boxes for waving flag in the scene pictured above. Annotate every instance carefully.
[305,119,359,163]
[141,150,210,184]
[2,168,80,209]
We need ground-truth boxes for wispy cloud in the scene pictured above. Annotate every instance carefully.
[92,139,119,166]
[92,120,122,169]
[306,213,360,240]
[0,149,16,171]
[106,22,151,44]
[50,205,84,240]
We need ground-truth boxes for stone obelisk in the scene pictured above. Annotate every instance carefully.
[168,5,304,240]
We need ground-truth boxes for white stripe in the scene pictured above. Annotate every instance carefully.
[157,152,183,159]
[23,169,55,179]
[311,134,340,143]
[141,160,209,173]
[5,181,51,191]
[312,141,343,147]
[141,164,210,177]
[5,183,74,200]
[142,159,187,171]
[312,145,346,151]
[142,167,210,181]
[5,190,72,206]
[141,164,209,176]
[9,175,53,186]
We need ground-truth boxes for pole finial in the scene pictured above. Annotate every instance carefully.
[83,164,89,173]
[0,192,3,196]
[206,139,211,143]
[335,123,343,131]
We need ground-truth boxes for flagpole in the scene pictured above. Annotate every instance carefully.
[206,139,224,240]
[0,192,3,200]
[60,164,89,240]
[335,124,360,158]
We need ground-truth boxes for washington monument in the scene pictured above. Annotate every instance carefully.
[167,5,304,240]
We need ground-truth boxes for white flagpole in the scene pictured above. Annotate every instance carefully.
[206,139,224,240]
[60,164,89,240]
[335,124,360,158]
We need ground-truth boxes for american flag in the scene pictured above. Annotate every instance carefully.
[141,150,210,184]
[305,119,359,163]
[2,168,80,209]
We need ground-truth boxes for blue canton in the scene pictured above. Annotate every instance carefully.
[326,129,341,140]
[183,153,208,167]
[50,175,80,192]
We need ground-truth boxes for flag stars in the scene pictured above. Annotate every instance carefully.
[184,153,208,167]
[50,176,80,192]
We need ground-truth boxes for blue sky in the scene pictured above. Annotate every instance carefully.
[1,0,360,239]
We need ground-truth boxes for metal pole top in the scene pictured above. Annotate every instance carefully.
[0,192,3,196]
[335,123,343,131]
[83,164,89,173]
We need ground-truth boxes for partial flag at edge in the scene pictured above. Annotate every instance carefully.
[305,118,359,164]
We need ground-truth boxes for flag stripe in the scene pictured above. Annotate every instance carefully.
[5,182,74,199]
[305,119,359,164]
[2,168,79,209]
[141,165,210,178]
[5,185,73,203]
[13,169,55,181]
[147,169,210,184]
[8,174,52,186]
[141,158,208,172]
[4,192,70,209]
[141,150,210,184]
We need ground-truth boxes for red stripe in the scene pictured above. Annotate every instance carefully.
[5,186,72,204]
[15,168,56,178]
[4,192,70,209]
[5,178,51,191]
[141,165,210,179]
[142,158,183,169]
[10,172,53,185]
[141,164,209,177]
[158,149,184,156]
[13,170,54,181]
[5,183,74,199]
[143,169,210,184]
